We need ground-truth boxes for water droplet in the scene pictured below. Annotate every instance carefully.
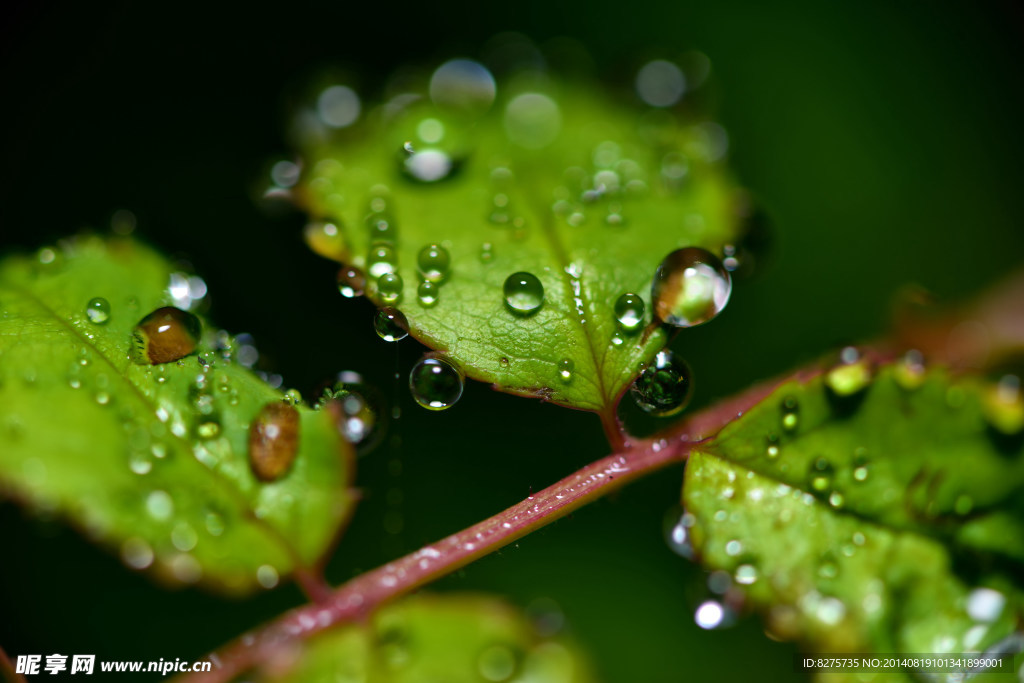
[417,281,439,307]
[966,587,1006,623]
[367,243,398,278]
[402,145,457,183]
[337,266,366,298]
[630,350,693,417]
[652,247,732,327]
[146,490,173,521]
[664,508,696,560]
[256,564,280,589]
[204,510,225,536]
[129,451,152,475]
[171,522,198,552]
[894,349,926,390]
[480,242,494,263]
[197,419,220,439]
[377,272,403,305]
[94,391,111,406]
[375,307,409,342]
[610,331,625,347]
[503,272,544,316]
[477,645,518,682]
[417,244,450,282]
[131,307,201,365]
[694,600,735,630]
[829,491,845,508]
[982,373,1024,436]
[317,84,361,128]
[781,396,799,432]
[504,92,561,149]
[614,292,645,333]
[366,210,398,243]
[430,59,497,115]
[304,221,347,260]
[327,379,380,449]
[735,564,758,585]
[809,457,834,493]
[558,358,574,383]
[409,357,463,411]
[636,59,686,107]
[248,402,300,482]
[121,537,154,569]
[85,297,110,324]
[824,346,874,403]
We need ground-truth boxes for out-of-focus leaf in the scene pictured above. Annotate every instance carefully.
[0,236,354,594]
[293,65,746,415]
[257,593,593,683]
[684,362,1024,674]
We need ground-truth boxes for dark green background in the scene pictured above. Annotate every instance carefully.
[2,1,1022,681]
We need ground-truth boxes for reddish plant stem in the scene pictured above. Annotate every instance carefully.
[180,379,780,683]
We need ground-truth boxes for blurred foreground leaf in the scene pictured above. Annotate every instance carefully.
[295,68,746,414]
[684,361,1024,674]
[256,593,593,683]
[0,236,354,593]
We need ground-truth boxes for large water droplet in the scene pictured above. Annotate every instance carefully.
[402,145,457,183]
[417,281,439,307]
[652,247,732,328]
[337,266,366,298]
[248,402,300,482]
[375,307,409,342]
[86,297,111,325]
[409,357,464,411]
[377,272,403,305]
[417,244,450,282]
[429,59,497,116]
[614,293,645,333]
[131,307,201,365]
[503,272,543,316]
[631,350,693,416]
[504,93,561,149]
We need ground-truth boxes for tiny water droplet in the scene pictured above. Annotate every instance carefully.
[503,272,544,316]
[652,247,732,327]
[664,508,696,560]
[735,564,758,585]
[85,297,111,324]
[982,373,1024,436]
[409,357,463,411]
[694,600,735,630]
[248,402,300,482]
[558,358,574,383]
[614,292,645,333]
[377,272,403,305]
[367,243,398,279]
[366,212,398,243]
[402,146,457,183]
[132,307,201,365]
[480,242,494,263]
[417,281,438,307]
[337,266,366,298]
[781,396,799,432]
[894,349,926,390]
[121,537,154,569]
[94,391,111,405]
[824,346,874,399]
[146,490,174,521]
[829,491,845,508]
[809,457,834,493]
[417,244,450,282]
[631,350,693,417]
[477,645,519,683]
[375,307,409,342]
[256,564,280,589]
[197,420,220,439]
[610,331,625,347]
[304,221,347,260]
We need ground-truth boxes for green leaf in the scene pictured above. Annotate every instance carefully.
[683,361,1024,664]
[258,593,594,682]
[294,74,745,414]
[0,236,354,594]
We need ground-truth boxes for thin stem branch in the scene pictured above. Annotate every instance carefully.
[180,379,773,683]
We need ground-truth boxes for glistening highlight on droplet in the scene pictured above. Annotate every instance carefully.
[131,307,201,365]
[651,247,732,328]
[503,272,544,316]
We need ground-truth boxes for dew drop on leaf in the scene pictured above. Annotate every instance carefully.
[652,247,732,328]
[824,346,874,400]
[893,349,927,390]
[613,292,645,333]
[402,145,457,184]
[248,402,300,482]
[375,307,409,342]
[479,242,494,263]
[417,243,450,282]
[131,307,201,365]
[477,644,518,683]
[409,356,463,411]
[417,280,439,307]
[429,58,496,115]
[808,457,834,493]
[366,211,398,244]
[558,358,574,383]
[337,266,366,298]
[982,373,1024,437]
[664,507,696,560]
[504,93,562,149]
[377,272,403,305]
[367,243,398,278]
[503,272,544,316]
[630,349,693,417]
[85,297,111,325]
[781,395,799,432]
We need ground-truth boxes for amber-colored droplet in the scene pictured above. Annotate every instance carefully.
[131,307,202,365]
[248,402,300,482]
